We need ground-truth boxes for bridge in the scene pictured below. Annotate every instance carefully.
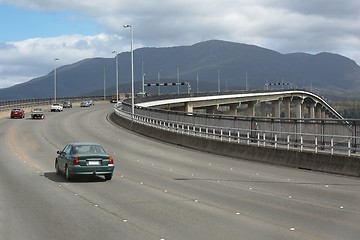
[113,89,360,177]
[136,89,343,119]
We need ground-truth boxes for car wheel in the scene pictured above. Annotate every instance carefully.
[55,161,61,175]
[65,166,72,181]
[105,174,112,180]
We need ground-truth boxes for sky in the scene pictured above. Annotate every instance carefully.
[0,0,360,89]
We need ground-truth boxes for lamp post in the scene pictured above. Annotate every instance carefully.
[103,65,107,101]
[196,72,199,93]
[54,58,59,103]
[246,72,248,91]
[157,69,161,95]
[139,61,145,94]
[123,24,134,118]
[217,68,220,93]
[112,50,119,103]
[177,66,180,94]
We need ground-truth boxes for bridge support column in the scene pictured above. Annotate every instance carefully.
[272,100,281,118]
[185,102,193,113]
[284,98,291,118]
[315,105,323,119]
[294,99,304,119]
[246,101,256,117]
[308,103,316,119]
[229,103,238,116]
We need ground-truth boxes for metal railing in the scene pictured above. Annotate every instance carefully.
[115,102,360,158]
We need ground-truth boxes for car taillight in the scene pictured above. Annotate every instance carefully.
[108,156,114,165]
[73,157,80,165]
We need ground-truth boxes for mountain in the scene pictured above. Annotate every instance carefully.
[1,40,360,100]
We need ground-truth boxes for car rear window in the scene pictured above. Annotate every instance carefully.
[73,145,106,154]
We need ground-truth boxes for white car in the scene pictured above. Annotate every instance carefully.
[50,103,63,112]
[80,101,91,107]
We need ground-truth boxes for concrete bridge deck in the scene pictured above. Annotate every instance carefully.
[136,90,343,120]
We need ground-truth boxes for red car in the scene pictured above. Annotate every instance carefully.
[10,108,25,119]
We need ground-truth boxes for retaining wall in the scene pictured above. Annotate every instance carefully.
[110,112,360,177]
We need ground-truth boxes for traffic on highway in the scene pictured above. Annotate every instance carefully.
[0,102,359,240]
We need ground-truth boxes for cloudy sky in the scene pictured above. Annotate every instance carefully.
[0,0,360,88]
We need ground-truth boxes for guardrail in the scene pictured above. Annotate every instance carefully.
[115,102,360,158]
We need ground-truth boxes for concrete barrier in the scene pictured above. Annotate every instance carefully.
[110,112,360,178]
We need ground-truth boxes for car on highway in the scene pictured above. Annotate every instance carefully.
[55,142,115,181]
[80,100,91,107]
[10,108,25,119]
[30,108,45,119]
[62,101,72,108]
[50,103,63,112]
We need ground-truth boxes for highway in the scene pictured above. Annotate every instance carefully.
[0,103,359,240]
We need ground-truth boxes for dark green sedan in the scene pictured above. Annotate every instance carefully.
[55,143,115,181]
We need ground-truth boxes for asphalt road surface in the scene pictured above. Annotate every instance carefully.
[0,103,359,240]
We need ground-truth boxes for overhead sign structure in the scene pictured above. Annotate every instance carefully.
[145,82,191,93]
[265,82,292,90]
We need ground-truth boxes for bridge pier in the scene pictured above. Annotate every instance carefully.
[185,102,193,112]
[284,98,291,118]
[307,103,316,119]
[246,101,256,117]
[294,99,304,118]
[315,105,323,119]
[272,100,281,118]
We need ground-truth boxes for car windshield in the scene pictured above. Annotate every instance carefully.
[53,103,59,106]
[73,145,106,154]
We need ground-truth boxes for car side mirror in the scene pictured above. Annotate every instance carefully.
[57,151,62,155]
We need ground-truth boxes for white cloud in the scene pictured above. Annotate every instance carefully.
[0,33,125,88]
[1,0,360,88]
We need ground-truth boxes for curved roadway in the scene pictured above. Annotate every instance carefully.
[0,103,359,240]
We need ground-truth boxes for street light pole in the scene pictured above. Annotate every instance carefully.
[140,61,145,94]
[112,51,119,103]
[103,65,107,101]
[54,58,59,103]
[177,66,180,94]
[157,69,161,95]
[124,24,134,118]
[217,68,220,93]
[197,72,199,93]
